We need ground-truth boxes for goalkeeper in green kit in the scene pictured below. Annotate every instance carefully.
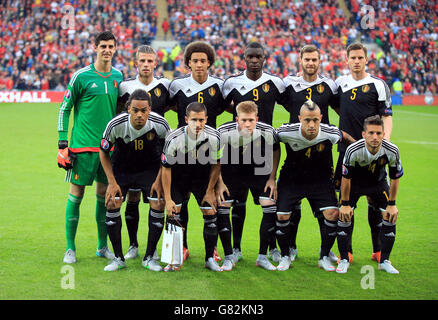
[57,31,123,263]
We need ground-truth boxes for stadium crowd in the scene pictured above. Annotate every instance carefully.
[0,0,436,95]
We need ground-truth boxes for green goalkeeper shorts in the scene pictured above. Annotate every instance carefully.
[65,152,107,186]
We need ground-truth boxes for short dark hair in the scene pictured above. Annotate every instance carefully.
[126,89,151,109]
[363,115,384,131]
[245,42,264,51]
[95,31,117,47]
[244,42,265,55]
[300,44,320,59]
[184,41,216,68]
[347,42,367,58]
[186,101,207,117]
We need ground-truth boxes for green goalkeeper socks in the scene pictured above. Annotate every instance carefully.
[96,194,108,250]
[65,193,82,251]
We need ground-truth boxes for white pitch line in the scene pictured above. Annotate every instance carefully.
[395,110,438,118]
[402,140,438,145]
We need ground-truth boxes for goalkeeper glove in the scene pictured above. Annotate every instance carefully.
[57,140,77,170]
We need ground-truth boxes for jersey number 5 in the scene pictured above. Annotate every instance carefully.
[350,88,357,100]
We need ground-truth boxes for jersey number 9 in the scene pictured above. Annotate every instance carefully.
[253,89,259,101]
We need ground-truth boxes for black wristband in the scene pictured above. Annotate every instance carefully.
[387,200,396,206]
[340,200,351,206]
[58,140,68,149]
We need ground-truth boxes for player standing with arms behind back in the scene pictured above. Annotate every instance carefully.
[335,42,393,263]
[168,41,225,261]
[283,44,339,262]
[221,42,287,262]
[57,31,123,263]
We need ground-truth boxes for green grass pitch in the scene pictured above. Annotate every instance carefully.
[0,102,437,300]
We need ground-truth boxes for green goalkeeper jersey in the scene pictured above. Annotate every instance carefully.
[58,63,123,152]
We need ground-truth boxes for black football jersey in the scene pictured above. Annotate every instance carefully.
[283,74,338,124]
[100,112,170,175]
[277,123,342,182]
[118,76,170,116]
[222,71,287,126]
[218,121,280,176]
[169,74,225,128]
[161,125,221,181]
[335,74,392,152]
[342,139,403,187]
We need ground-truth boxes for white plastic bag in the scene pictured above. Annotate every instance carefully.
[161,223,183,265]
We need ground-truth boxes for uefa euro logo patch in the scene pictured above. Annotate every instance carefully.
[342,164,348,176]
[101,139,110,150]
[64,89,71,100]
[161,153,167,164]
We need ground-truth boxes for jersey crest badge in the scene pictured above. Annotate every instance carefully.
[362,84,370,93]
[147,132,156,141]
[113,80,118,89]
[262,83,270,93]
[379,157,387,166]
[316,143,325,152]
[154,88,161,97]
[316,84,325,94]
[208,87,216,97]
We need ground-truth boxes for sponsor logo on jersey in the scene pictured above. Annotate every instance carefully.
[208,87,216,96]
[64,89,71,100]
[147,132,155,141]
[316,84,325,94]
[362,84,370,93]
[91,83,98,88]
[101,139,110,150]
[154,88,161,97]
[262,83,270,93]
